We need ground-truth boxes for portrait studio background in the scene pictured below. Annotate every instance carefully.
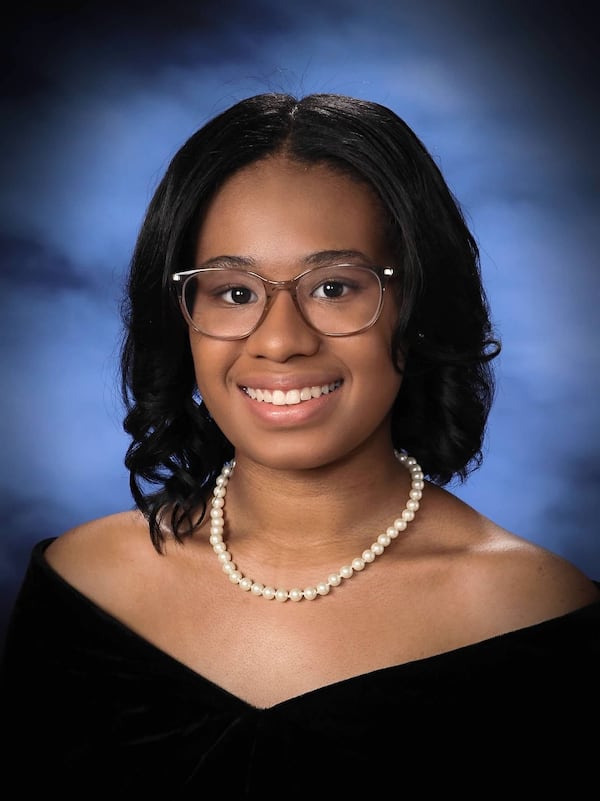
[1,0,599,648]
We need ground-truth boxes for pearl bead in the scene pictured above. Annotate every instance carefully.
[209,450,424,602]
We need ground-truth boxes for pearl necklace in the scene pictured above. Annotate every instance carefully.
[209,451,424,602]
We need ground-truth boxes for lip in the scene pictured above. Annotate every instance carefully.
[242,380,341,405]
[237,377,343,424]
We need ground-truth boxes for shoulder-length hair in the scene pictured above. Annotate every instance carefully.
[120,92,500,550]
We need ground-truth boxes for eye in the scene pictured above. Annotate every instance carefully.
[198,270,261,306]
[312,278,350,299]
[309,268,367,301]
[218,284,257,305]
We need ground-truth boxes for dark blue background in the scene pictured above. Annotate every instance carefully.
[1,1,599,645]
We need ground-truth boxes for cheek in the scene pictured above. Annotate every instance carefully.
[189,338,234,403]
[374,350,403,397]
[372,301,404,372]
[351,328,404,399]
[381,296,405,379]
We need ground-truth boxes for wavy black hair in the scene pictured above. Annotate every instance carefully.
[120,92,500,550]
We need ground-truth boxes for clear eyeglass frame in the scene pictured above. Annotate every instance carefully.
[171,263,396,340]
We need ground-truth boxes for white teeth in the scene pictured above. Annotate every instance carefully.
[244,381,341,405]
[273,389,299,405]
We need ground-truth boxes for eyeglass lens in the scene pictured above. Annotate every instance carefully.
[181,265,383,338]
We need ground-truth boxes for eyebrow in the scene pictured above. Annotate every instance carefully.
[305,250,373,266]
[197,250,374,270]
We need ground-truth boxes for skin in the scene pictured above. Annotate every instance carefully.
[192,157,404,474]
[46,156,599,709]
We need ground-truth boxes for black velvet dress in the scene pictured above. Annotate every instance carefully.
[1,538,599,796]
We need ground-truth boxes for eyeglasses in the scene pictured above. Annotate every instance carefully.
[171,263,396,339]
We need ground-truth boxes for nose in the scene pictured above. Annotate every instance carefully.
[245,288,321,361]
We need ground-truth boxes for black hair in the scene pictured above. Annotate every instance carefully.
[120,92,500,550]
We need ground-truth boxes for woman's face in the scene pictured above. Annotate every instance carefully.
[190,156,404,471]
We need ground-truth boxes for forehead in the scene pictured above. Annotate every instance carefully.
[195,157,392,269]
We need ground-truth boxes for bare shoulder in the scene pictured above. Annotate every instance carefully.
[423,487,599,637]
[44,510,160,606]
[466,515,599,627]
[46,509,151,565]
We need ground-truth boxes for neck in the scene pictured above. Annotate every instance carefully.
[207,451,425,603]
[223,448,411,550]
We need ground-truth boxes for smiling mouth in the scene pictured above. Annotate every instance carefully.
[242,380,342,406]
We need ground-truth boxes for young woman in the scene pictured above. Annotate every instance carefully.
[2,93,598,793]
